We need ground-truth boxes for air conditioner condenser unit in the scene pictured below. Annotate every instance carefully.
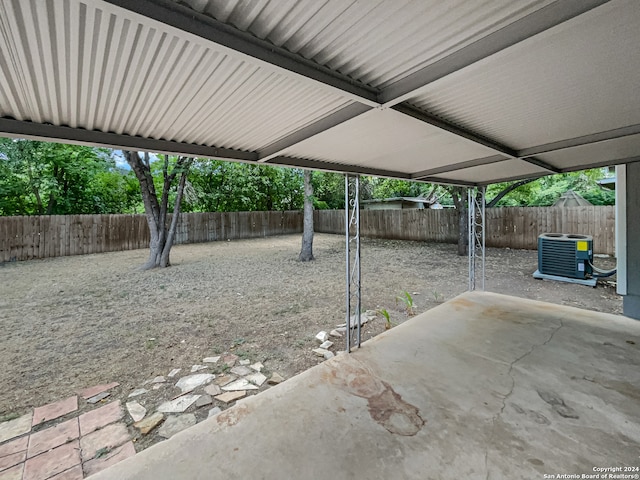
[533,233,596,287]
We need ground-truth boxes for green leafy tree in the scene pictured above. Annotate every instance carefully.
[0,138,134,215]
[188,161,303,212]
[484,169,614,207]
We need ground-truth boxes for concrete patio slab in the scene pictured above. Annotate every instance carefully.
[89,292,640,480]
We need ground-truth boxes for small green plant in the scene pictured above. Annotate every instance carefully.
[94,447,112,459]
[432,290,444,303]
[378,308,392,330]
[0,412,20,423]
[396,291,416,316]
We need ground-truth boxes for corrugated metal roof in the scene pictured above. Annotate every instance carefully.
[0,0,638,186]
[407,0,640,150]
[174,0,554,89]
[281,108,496,172]
[0,0,353,152]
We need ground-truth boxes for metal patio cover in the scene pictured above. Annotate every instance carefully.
[0,0,639,186]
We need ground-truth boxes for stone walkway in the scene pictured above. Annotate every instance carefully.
[0,353,290,480]
[0,387,132,480]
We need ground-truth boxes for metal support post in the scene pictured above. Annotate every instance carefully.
[468,186,486,291]
[345,174,361,352]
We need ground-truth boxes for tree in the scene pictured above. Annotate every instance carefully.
[187,161,303,212]
[483,169,614,207]
[299,169,314,261]
[447,187,468,256]
[123,151,193,269]
[485,178,537,208]
[0,139,133,215]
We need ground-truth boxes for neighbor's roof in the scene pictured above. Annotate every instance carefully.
[361,197,434,205]
[0,0,639,186]
[553,190,593,207]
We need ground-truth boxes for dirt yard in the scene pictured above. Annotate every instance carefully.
[0,233,621,416]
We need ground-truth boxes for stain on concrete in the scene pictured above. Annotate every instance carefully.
[528,458,544,466]
[511,403,551,425]
[592,378,640,401]
[216,405,249,429]
[367,381,424,436]
[322,359,424,436]
[449,297,476,310]
[537,390,579,419]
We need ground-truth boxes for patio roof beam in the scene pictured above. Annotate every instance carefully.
[518,124,640,158]
[392,104,561,173]
[0,118,257,161]
[412,155,507,180]
[268,155,412,179]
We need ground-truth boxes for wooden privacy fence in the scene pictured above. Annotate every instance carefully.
[314,209,459,243]
[0,206,615,262]
[0,211,302,262]
[315,206,615,255]
[485,206,615,255]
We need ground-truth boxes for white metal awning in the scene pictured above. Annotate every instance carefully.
[1,0,638,186]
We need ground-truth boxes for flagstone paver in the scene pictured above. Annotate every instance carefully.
[133,413,164,435]
[0,436,28,459]
[1,352,277,479]
[78,402,122,436]
[0,414,32,444]
[125,402,146,422]
[27,418,79,459]
[79,423,129,462]
[86,392,110,405]
[23,440,81,480]
[33,397,78,426]
[48,465,83,480]
[157,395,200,414]
[77,383,119,401]
[82,442,135,477]
[157,415,196,439]
[0,451,25,473]
[214,391,246,404]
[0,464,23,480]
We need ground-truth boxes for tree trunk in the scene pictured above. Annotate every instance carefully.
[486,178,537,208]
[299,169,314,261]
[123,151,192,270]
[450,187,468,256]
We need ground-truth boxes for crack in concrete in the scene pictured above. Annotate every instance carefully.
[484,319,564,480]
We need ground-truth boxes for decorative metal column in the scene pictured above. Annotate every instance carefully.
[468,186,486,291]
[345,174,361,352]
